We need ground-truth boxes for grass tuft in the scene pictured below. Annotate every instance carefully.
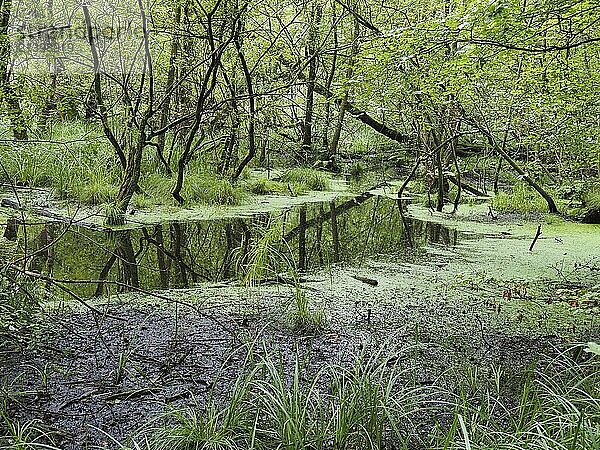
[281,168,329,193]
[492,184,556,214]
[287,287,325,334]
[244,177,286,195]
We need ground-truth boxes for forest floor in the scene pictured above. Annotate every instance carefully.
[3,204,599,448]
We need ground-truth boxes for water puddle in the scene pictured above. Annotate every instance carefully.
[2,190,467,296]
[2,185,598,303]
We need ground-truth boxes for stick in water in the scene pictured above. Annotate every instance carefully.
[529,224,542,251]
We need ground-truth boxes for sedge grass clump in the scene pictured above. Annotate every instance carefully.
[244,177,286,195]
[0,417,60,450]
[249,350,327,449]
[0,274,40,353]
[183,173,245,206]
[132,173,174,208]
[434,348,600,450]
[148,406,241,450]
[288,287,325,334]
[349,161,365,178]
[492,184,555,214]
[73,178,119,205]
[281,168,329,193]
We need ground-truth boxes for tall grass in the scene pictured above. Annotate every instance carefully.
[281,168,329,193]
[136,342,427,449]
[432,347,600,450]
[126,342,600,450]
[4,341,599,449]
[492,184,558,214]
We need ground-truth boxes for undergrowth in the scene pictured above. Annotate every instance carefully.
[2,327,599,449]
[281,168,329,194]
[0,133,331,211]
[109,342,600,450]
[492,183,558,214]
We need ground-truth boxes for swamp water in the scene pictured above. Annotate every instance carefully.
[14,196,459,297]
[1,184,598,336]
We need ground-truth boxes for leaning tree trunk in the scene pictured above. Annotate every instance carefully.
[478,126,558,214]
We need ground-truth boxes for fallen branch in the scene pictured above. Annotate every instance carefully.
[1,198,111,232]
[313,83,412,144]
[11,266,122,319]
[529,224,542,251]
[352,275,378,286]
[447,175,488,197]
[99,387,162,402]
[283,185,384,241]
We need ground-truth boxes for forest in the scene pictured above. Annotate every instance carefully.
[0,0,599,447]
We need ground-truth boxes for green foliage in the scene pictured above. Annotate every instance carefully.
[0,122,120,205]
[281,168,329,193]
[149,406,244,450]
[0,417,59,450]
[287,286,325,334]
[182,174,245,206]
[492,184,556,214]
[132,344,600,449]
[585,342,600,357]
[137,343,421,449]
[244,177,286,195]
[0,272,40,354]
[103,202,124,226]
[579,182,600,209]
[241,221,285,286]
[132,172,245,208]
[349,161,365,178]
[73,177,120,206]
[434,351,600,450]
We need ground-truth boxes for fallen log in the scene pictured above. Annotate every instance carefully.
[313,82,412,144]
[1,198,111,232]
[582,207,600,224]
[352,275,378,286]
[447,175,489,197]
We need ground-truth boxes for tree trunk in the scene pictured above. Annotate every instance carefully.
[156,5,181,176]
[0,0,28,141]
[232,18,257,181]
[300,4,322,164]
[478,126,558,214]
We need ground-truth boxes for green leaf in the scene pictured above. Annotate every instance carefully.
[584,342,600,356]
